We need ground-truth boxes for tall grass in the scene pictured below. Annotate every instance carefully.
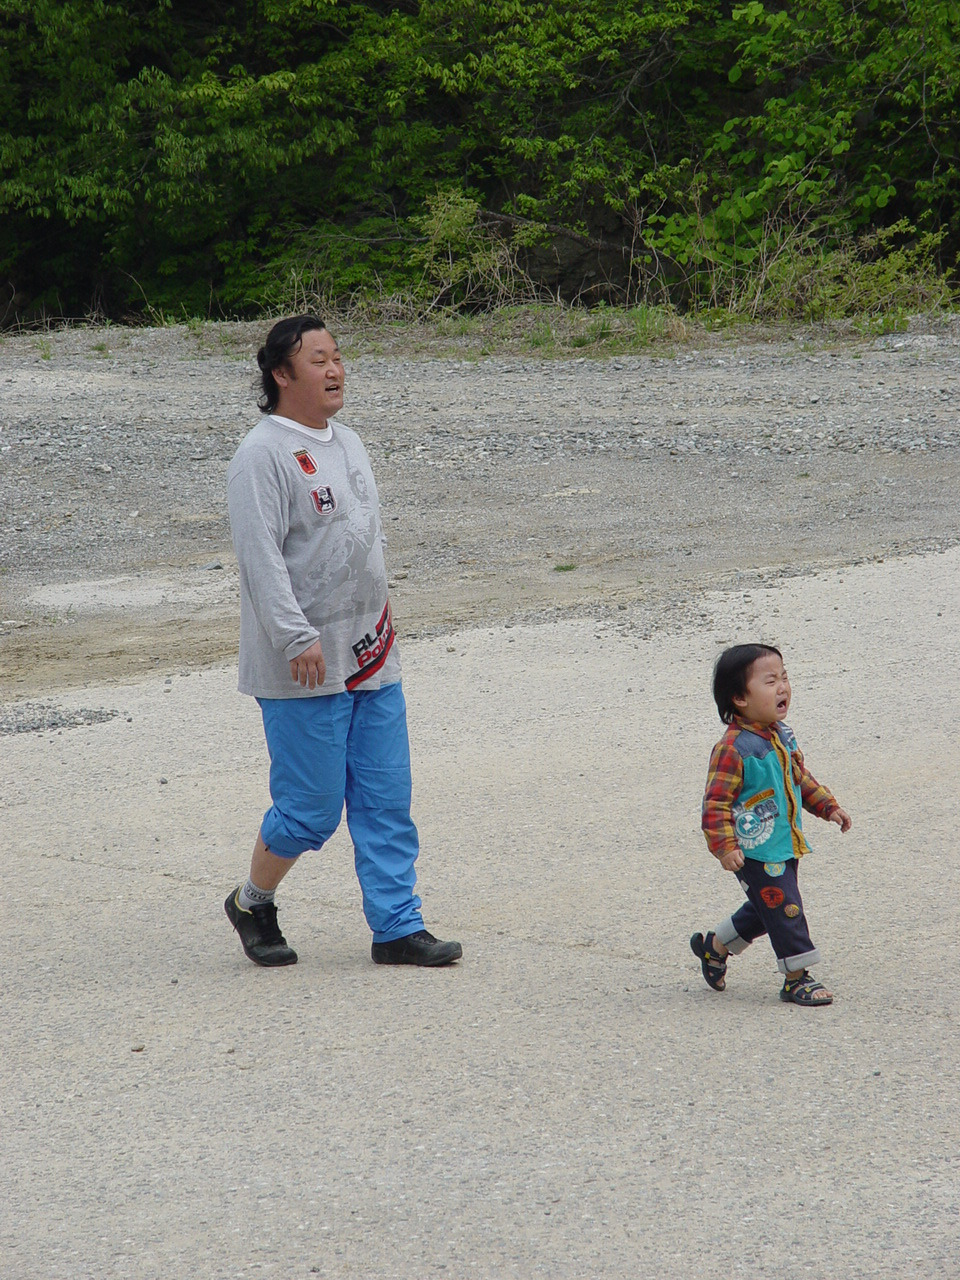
[271,194,957,352]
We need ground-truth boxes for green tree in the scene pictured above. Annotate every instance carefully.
[0,0,378,315]
[0,0,956,319]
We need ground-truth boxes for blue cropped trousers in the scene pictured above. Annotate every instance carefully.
[257,681,424,944]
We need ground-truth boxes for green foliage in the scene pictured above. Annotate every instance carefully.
[0,0,957,321]
[0,0,379,315]
[407,187,547,312]
[756,220,957,323]
[686,0,960,289]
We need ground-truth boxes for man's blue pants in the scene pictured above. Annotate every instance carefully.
[257,681,424,944]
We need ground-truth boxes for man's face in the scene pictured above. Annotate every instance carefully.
[273,327,344,428]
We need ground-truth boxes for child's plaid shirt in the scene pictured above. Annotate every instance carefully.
[702,718,839,861]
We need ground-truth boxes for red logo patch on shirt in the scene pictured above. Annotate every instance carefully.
[293,449,318,476]
[310,485,337,514]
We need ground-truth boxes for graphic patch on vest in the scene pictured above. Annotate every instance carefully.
[733,789,779,850]
[309,485,337,514]
[293,449,318,476]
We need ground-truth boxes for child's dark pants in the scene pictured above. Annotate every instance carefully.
[715,857,820,974]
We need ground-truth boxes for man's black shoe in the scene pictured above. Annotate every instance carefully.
[224,887,298,967]
[371,929,462,967]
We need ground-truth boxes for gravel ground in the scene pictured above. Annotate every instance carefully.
[2,318,959,1278]
[3,552,959,1280]
[2,316,959,702]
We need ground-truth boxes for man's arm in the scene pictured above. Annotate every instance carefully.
[227,456,321,666]
[289,639,326,689]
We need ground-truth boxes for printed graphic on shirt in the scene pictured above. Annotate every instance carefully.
[345,602,395,691]
[293,449,318,476]
[733,789,779,850]
[764,862,786,877]
[784,903,801,918]
[760,886,785,909]
[310,485,337,514]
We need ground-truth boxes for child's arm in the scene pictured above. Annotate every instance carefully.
[702,737,745,870]
[794,745,852,832]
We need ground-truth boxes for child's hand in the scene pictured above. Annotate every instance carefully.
[718,848,744,871]
[830,807,852,833]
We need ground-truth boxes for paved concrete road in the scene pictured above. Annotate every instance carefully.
[3,549,958,1279]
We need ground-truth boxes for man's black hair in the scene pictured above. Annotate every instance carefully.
[712,643,783,724]
[256,314,327,413]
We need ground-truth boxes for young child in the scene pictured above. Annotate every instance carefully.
[690,643,852,1006]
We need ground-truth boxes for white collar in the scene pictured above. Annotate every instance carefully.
[268,413,334,443]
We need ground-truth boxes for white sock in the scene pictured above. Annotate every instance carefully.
[238,880,275,911]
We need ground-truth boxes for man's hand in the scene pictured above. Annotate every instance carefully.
[290,640,326,689]
[718,847,744,872]
[829,807,853,833]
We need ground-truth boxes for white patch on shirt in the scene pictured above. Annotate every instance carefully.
[733,799,776,849]
[310,485,337,514]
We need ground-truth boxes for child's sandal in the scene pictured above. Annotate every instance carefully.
[690,931,727,991]
[780,971,833,1006]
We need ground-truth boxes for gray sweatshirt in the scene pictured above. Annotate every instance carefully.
[227,415,401,698]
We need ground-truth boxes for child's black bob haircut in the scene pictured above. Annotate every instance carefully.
[712,643,783,724]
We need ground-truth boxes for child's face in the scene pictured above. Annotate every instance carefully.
[733,652,791,725]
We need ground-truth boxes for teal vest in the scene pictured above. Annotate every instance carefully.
[731,724,810,863]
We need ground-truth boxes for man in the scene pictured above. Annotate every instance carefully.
[224,315,461,969]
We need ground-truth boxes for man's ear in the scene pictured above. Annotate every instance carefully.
[272,362,290,389]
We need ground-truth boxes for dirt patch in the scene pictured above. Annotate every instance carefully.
[2,318,959,698]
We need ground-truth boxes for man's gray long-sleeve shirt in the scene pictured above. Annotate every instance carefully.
[227,415,401,698]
